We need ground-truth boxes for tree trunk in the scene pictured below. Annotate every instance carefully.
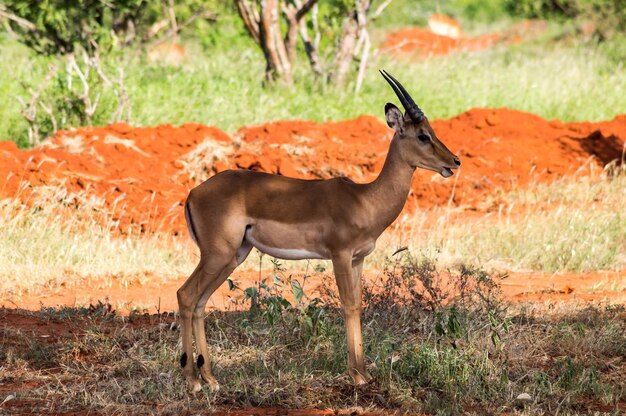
[283,4,299,64]
[332,0,370,87]
[333,15,358,87]
[236,0,301,84]
[298,2,322,76]
[268,1,292,84]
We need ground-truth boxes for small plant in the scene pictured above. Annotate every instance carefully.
[364,252,507,312]
[232,257,329,343]
[362,252,512,363]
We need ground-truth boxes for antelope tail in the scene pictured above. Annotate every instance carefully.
[184,198,198,246]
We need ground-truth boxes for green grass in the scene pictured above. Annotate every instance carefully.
[372,0,512,33]
[124,39,626,127]
[1,4,626,147]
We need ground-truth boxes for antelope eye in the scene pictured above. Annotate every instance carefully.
[418,134,430,142]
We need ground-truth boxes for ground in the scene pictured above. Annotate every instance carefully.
[1,11,625,416]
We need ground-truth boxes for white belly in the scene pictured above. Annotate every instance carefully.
[244,220,329,260]
[245,232,327,260]
[243,221,376,261]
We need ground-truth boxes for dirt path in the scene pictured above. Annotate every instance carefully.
[2,268,623,314]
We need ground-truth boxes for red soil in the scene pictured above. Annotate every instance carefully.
[1,108,624,234]
[2,105,624,414]
[382,27,502,57]
[3,268,624,314]
[381,20,548,58]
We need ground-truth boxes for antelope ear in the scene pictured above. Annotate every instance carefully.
[385,103,404,133]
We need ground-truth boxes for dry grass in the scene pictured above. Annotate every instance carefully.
[1,167,624,301]
[372,167,626,273]
[0,183,193,298]
[1,259,624,415]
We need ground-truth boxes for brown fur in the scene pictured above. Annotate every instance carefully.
[177,103,460,392]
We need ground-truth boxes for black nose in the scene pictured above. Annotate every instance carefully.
[454,158,461,166]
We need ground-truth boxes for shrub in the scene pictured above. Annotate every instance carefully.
[506,0,626,39]
[15,52,129,146]
[3,0,216,55]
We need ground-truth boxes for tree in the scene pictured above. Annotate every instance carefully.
[235,0,391,87]
[332,0,370,88]
[235,0,318,85]
[3,0,151,54]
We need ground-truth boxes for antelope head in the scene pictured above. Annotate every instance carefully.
[380,69,460,177]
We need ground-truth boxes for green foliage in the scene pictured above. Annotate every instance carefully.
[234,259,329,341]
[3,0,216,55]
[9,52,128,146]
[506,0,626,38]
[194,4,249,52]
[5,0,152,54]
[597,32,626,63]
[450,0,509,21]
[398,343,503,405]
[2,1,626,145]
[373,0,509,31]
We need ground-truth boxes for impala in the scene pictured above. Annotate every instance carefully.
[178,70,460,392]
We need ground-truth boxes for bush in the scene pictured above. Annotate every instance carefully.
[14,52,129,146]
[5,0,153,54]
[3,0,217,55]
[506,0,626,39]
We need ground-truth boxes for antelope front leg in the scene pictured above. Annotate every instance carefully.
[332,252,371,385]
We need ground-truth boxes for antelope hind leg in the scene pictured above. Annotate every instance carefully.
[191,259,235,391]
[177,261,207,393]
[192,242,253,390]
[178,249,238,392]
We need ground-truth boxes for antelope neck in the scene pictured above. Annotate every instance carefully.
[365,138,415,228]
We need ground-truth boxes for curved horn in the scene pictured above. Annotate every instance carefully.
[379,69,424,122]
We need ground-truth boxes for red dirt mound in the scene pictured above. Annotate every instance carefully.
[382,27,502,57]
[1,108,624,234]
[0,123,229,232]
[381,20,547,58]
